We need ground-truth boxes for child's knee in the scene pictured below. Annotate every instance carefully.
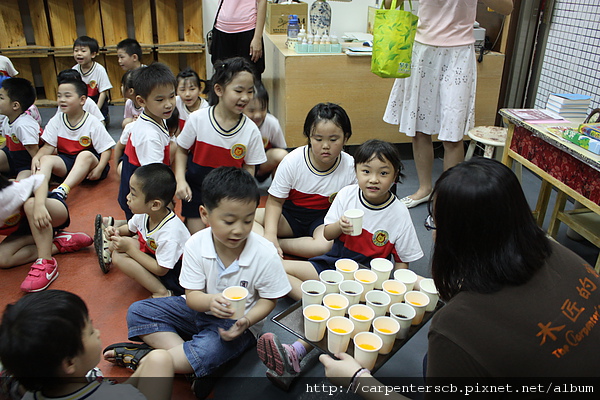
[76,151,98,165]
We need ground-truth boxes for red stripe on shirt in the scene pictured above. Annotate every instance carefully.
[288,189,331,210]
[191,140,244,168]
[340,231,398,261]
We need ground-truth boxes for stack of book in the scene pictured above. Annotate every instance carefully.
[546,93,591,121]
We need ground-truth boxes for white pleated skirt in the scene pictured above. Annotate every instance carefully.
[383,41,477,142]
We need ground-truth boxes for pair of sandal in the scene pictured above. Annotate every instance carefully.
[94,214,114,274]
[103,342,153,371]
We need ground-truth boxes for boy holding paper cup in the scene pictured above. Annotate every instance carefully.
[103,167,290,396]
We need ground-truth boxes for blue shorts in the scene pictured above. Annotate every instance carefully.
[2,147,32,176]
[57,151,109,180]
[281,207,324,237]
[126,296,256,377]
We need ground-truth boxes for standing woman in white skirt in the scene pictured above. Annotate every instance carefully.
[383,0,513,208]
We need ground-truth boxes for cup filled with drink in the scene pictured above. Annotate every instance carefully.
[222,286,249,319]
[303,304,330,341]
[326,316,354,353]
[353,331,383,370]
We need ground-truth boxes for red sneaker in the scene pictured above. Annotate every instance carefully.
[20,258,58,293]
[53,231,93,253]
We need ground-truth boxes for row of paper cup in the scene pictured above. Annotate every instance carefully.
[303,302,419,370]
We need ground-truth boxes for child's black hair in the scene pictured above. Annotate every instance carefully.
[0,290,89,392]
[1,78,36,112]
[117,38,143,60]
[121,68,141,92]
[177,67,204,90]
[166,107,180,134]
[353,139,405,183]
[132,163,176,205]
[303,103,352,143]
[73,36,99,54]
[253,80,269,110]
[57,69,83,84]
[59,78,88,99]
[133,62,177,99]
[202,167,260,210]
[206,57,256,106]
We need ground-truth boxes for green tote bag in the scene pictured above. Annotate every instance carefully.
[371,0,418,79]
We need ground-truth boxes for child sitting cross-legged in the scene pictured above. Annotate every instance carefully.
[100,163,190,297]
[257,139,424,389]
[0,290,174,400]
[103,167,291,399]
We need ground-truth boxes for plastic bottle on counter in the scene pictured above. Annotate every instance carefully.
[287,14,300,49]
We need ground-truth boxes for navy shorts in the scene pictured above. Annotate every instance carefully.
[57,151,109,180]
[127,296,256,377]
[1,147,31,176]
[281,208,325,238]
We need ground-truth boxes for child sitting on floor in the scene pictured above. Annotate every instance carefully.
[0,175,92,292]
[0,290,174,400]
[54,69,105,123]
[118,63,176,220]
[117,38,145,71]
[103,167,291,398]
[121,68,143,128]
[0,77,40,180]
[31,77,115,231]
[72,36,113,122]
[243,80,288,182]
[257,139,424,388]
[99,163,190,298]
[175,67,208,131]
[253,102,357,258]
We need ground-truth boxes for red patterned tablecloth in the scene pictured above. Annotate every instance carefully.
[511,126,600,205]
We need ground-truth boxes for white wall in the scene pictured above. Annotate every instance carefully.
[203,0,381,74]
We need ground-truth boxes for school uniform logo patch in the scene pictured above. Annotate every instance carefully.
[231,144,246,159]
[372,230,389,247]
[79,136,91,147]
[328,192,338,203]
[10,134,20,144]
[240,280,248,288]
[147,238,158,251]
[4,213,21,227]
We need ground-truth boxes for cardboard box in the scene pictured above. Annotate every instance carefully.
[266,1,308,34]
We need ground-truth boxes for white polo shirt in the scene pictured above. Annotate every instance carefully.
[179,229,291,334]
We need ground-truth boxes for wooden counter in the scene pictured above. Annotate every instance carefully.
[263,33,506,147]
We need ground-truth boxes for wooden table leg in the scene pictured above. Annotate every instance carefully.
[548,190,568,238]
[533,181,552,227]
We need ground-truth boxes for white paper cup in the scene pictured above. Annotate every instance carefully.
[222,286,249,319]
[354,269,377,302]
[326,316,354,354]
[419,278,439,312]
[335,259,359,280]
[370,258,394,289]
[301,280,326,309]
[323,293,349,318]
[319,270,344,294]
[339,280,364,307]
[372,316,400,355]
[382,279,406,304]
[393,269,418,292]
[344,209,364,236]
[389,302,416,339]
[353,332,382,370]
[303,304,330,341]
[404,291,430,326]
[348,304,375,338]
[365,290,391,318]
